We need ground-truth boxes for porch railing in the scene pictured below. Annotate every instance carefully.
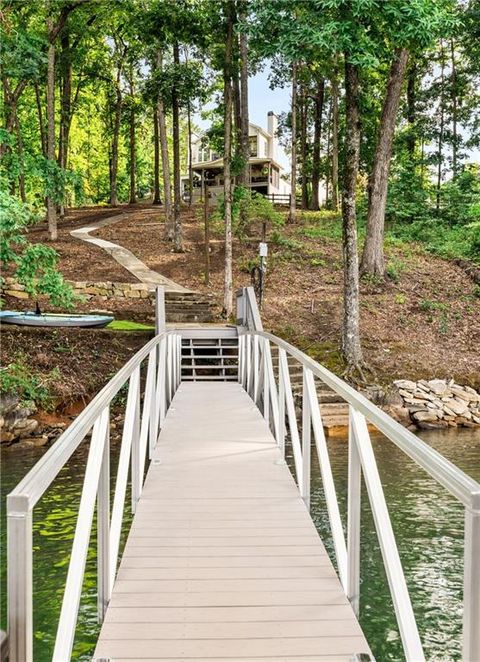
[7,330,182,662]
[237,286,480,662]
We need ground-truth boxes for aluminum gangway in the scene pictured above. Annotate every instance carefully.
[5,287,480,662]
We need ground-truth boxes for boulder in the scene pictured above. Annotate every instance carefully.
[394,380,416,392]
[443,398,468,416]
[413,410,440,423]
[427,379,448,396]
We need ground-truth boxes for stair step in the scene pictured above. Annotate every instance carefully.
[181,375,238,381]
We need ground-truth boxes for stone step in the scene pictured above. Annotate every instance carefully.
[166,312,213,323]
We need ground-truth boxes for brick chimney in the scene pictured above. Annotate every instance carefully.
[267,111,278,161]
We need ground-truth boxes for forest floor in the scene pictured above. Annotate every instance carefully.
[5,202,480,396]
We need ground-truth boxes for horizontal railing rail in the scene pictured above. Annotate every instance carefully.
[7,330,182,662]
[236,286,480,662]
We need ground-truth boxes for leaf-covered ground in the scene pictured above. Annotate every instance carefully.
[17,203,480,389]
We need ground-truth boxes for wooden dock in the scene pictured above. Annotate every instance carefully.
[94,382,370,661]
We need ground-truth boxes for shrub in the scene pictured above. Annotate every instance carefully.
[0,360,59,409]
[0,191,75,308]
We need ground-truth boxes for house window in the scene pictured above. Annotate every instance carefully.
[249,136,258,157]
[198,146,211,162]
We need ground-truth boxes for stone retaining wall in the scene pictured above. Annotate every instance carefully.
[391,379,480,429]
[2,277,155,301]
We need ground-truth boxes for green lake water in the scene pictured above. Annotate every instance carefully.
[1,426,479,661]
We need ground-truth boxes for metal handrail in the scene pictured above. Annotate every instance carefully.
[236,286,480,662]
[7,330,182,662]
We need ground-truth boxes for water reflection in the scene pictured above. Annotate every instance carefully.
[299,428,479,662]
[1,427,479,660]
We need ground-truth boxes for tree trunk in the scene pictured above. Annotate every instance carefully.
[155,51,173,236]
[341,60,363,369]
[331,68,340,211]
[289,62,297,223]
[223,6,234,317]
[406,59,416,161]
[172,41,182,252]
[300,83,309,210]
[34,83,47,157]
[360,47,409,278]
[110,63,123,206]
[153,104,161,204]
[46,24,57,240]
[58,29,71,217]
[129,71,136,205]
[311,77,325,210]
[325,97,332,206]
[450,40,458,177]
[238,2,249,190]
[15,114,26,202]
[204,175,210,285]
[436,42,445,215]
[187,98,193,206]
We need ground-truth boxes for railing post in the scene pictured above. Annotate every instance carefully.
[263,340,270,423]
[253,335,259,401]
[53,408,110,662]
[278,349,302,485]
[177,335,182,388]
[157,337,167,429]
[130,368,141,513]
[137,350,156,486]
[97,406,110,622]
[238,335,243,385]
[463,507,480,661]
[347,407,361,614]
[278,348,286,459]
[301,366,311,510]
[7,497,32,662]
[350,408,425,661]
[110,369,140,590]
[263,339,280,445]
[155,286,166,335]
[305,368,347,587]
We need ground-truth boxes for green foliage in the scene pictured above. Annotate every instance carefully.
[214,189,284,239]
[0,360,59,409]
[0,191,75,308]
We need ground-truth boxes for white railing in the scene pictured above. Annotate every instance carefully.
[237,287,480,662]
[7,329,182,662]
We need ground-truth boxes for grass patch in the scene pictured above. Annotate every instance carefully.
[107,320,155,331]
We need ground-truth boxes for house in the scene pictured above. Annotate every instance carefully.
[182,112,291,204]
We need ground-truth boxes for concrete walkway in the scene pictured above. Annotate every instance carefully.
[70,210,189,292]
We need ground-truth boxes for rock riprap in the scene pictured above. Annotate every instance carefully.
[392,379,480,429]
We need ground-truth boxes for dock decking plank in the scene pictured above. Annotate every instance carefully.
[94,382,370,660]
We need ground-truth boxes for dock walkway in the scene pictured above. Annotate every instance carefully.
[94,381,370,661]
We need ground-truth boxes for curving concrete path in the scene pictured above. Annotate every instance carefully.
[70,211,189,293]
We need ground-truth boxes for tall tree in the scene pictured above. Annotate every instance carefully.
[223,2,235,317]
[46,16,57,239]
[360,48,409,277]
[330,66,340,211]
[172,40,183,251]
[289,61,297,223]
[310,74,325,210]
[342,60,364,371]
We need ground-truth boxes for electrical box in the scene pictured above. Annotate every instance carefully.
[259,242,268,258]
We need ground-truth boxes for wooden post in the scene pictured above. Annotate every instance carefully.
[155,287,166,335]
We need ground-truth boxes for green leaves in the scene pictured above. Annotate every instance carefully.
[0,191,75,308]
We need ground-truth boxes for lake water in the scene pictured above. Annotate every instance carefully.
[1,426,479,661]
